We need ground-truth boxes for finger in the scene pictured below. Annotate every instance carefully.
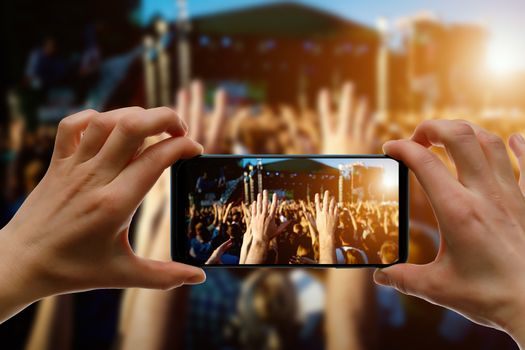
[323,190,330,211]
[97,107,187,179]
[383,139,462,213]
[115,136,202,207]
[123,258,206,289]
[262,190,268,216]
[365,114,376,146]
[353,97,368,142]
[338,82,354,133]
[465,123,516,188]
[374,264,431,298]
[52,109,98,160]
[190,80,205,143]
[74,107,145,163]
[256,192,262,215]
[329,197,336,215]
[411,120,494,192]
[317,88,332,137]
[176,88,189,124]
[206,89,227,151]
[509,133,525,195]
[315,193,321,213]
[269,193,278,217]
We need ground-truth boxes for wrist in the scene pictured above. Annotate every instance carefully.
[499,288,525,349]
[0,224,46,322]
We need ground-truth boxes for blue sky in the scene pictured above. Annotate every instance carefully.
[142,0,525,72]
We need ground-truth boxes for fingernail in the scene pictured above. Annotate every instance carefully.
[374,270,389,286]
[185,270,206,285]
[382,140,399,154]
[192,140,204,154]
[515,133,525,144]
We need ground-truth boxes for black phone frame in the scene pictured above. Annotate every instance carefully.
[171,154,409,268]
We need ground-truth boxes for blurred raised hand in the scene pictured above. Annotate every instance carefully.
[176,80,227,154]
[318,82,375,154]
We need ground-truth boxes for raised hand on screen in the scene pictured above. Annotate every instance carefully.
[205,239,233,265]
[245,190,289,264]
[315,191,338,264]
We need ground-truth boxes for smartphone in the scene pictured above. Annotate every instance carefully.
[171,155,408,267]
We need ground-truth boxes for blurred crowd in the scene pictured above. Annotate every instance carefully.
[0,76,519,349]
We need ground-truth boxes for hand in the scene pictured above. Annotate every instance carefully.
[374,119,525,347]
[205,239,233,265]
[250,190,279,244]
[245,190,281,264]
[0,107,206,323]
[176,80,227,154]
[315,191,338,264]
[300,200,318,244]
[318,82,375,154]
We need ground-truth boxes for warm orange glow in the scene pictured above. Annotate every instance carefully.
[486,37,523,75]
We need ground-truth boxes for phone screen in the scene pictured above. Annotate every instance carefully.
[171,155,408,267]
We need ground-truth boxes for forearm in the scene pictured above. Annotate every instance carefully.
[245,239,268,264]
[326,270,369,350]
[319,236,336,264]
[239,230,252,264]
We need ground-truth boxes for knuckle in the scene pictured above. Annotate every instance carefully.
[480,131,505,148]
[83,108,98,115]
[451,121,476,139]
[90,114,113,133]
[415,148,439,170]
[449,198,477,222]
[157,106,175,116]
[96,189,122,216]
[118,115,142,135]
[58,116,76,132]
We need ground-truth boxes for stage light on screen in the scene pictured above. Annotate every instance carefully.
[382,173,396,189]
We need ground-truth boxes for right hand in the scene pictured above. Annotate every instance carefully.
[250,190,279,244]
[374,120,525,346]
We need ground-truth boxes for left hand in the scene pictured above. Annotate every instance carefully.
[0,107,206,323]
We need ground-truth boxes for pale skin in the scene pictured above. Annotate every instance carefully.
[319,81,372,350]
[245,190,280,264]
[315,191,338,265]
[375,119,525,349]
[0,106,206,324]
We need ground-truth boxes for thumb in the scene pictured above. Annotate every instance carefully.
[125,258,206,290]
[373,263,429,297]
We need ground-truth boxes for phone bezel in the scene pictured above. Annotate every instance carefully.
[171,154,409,268]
